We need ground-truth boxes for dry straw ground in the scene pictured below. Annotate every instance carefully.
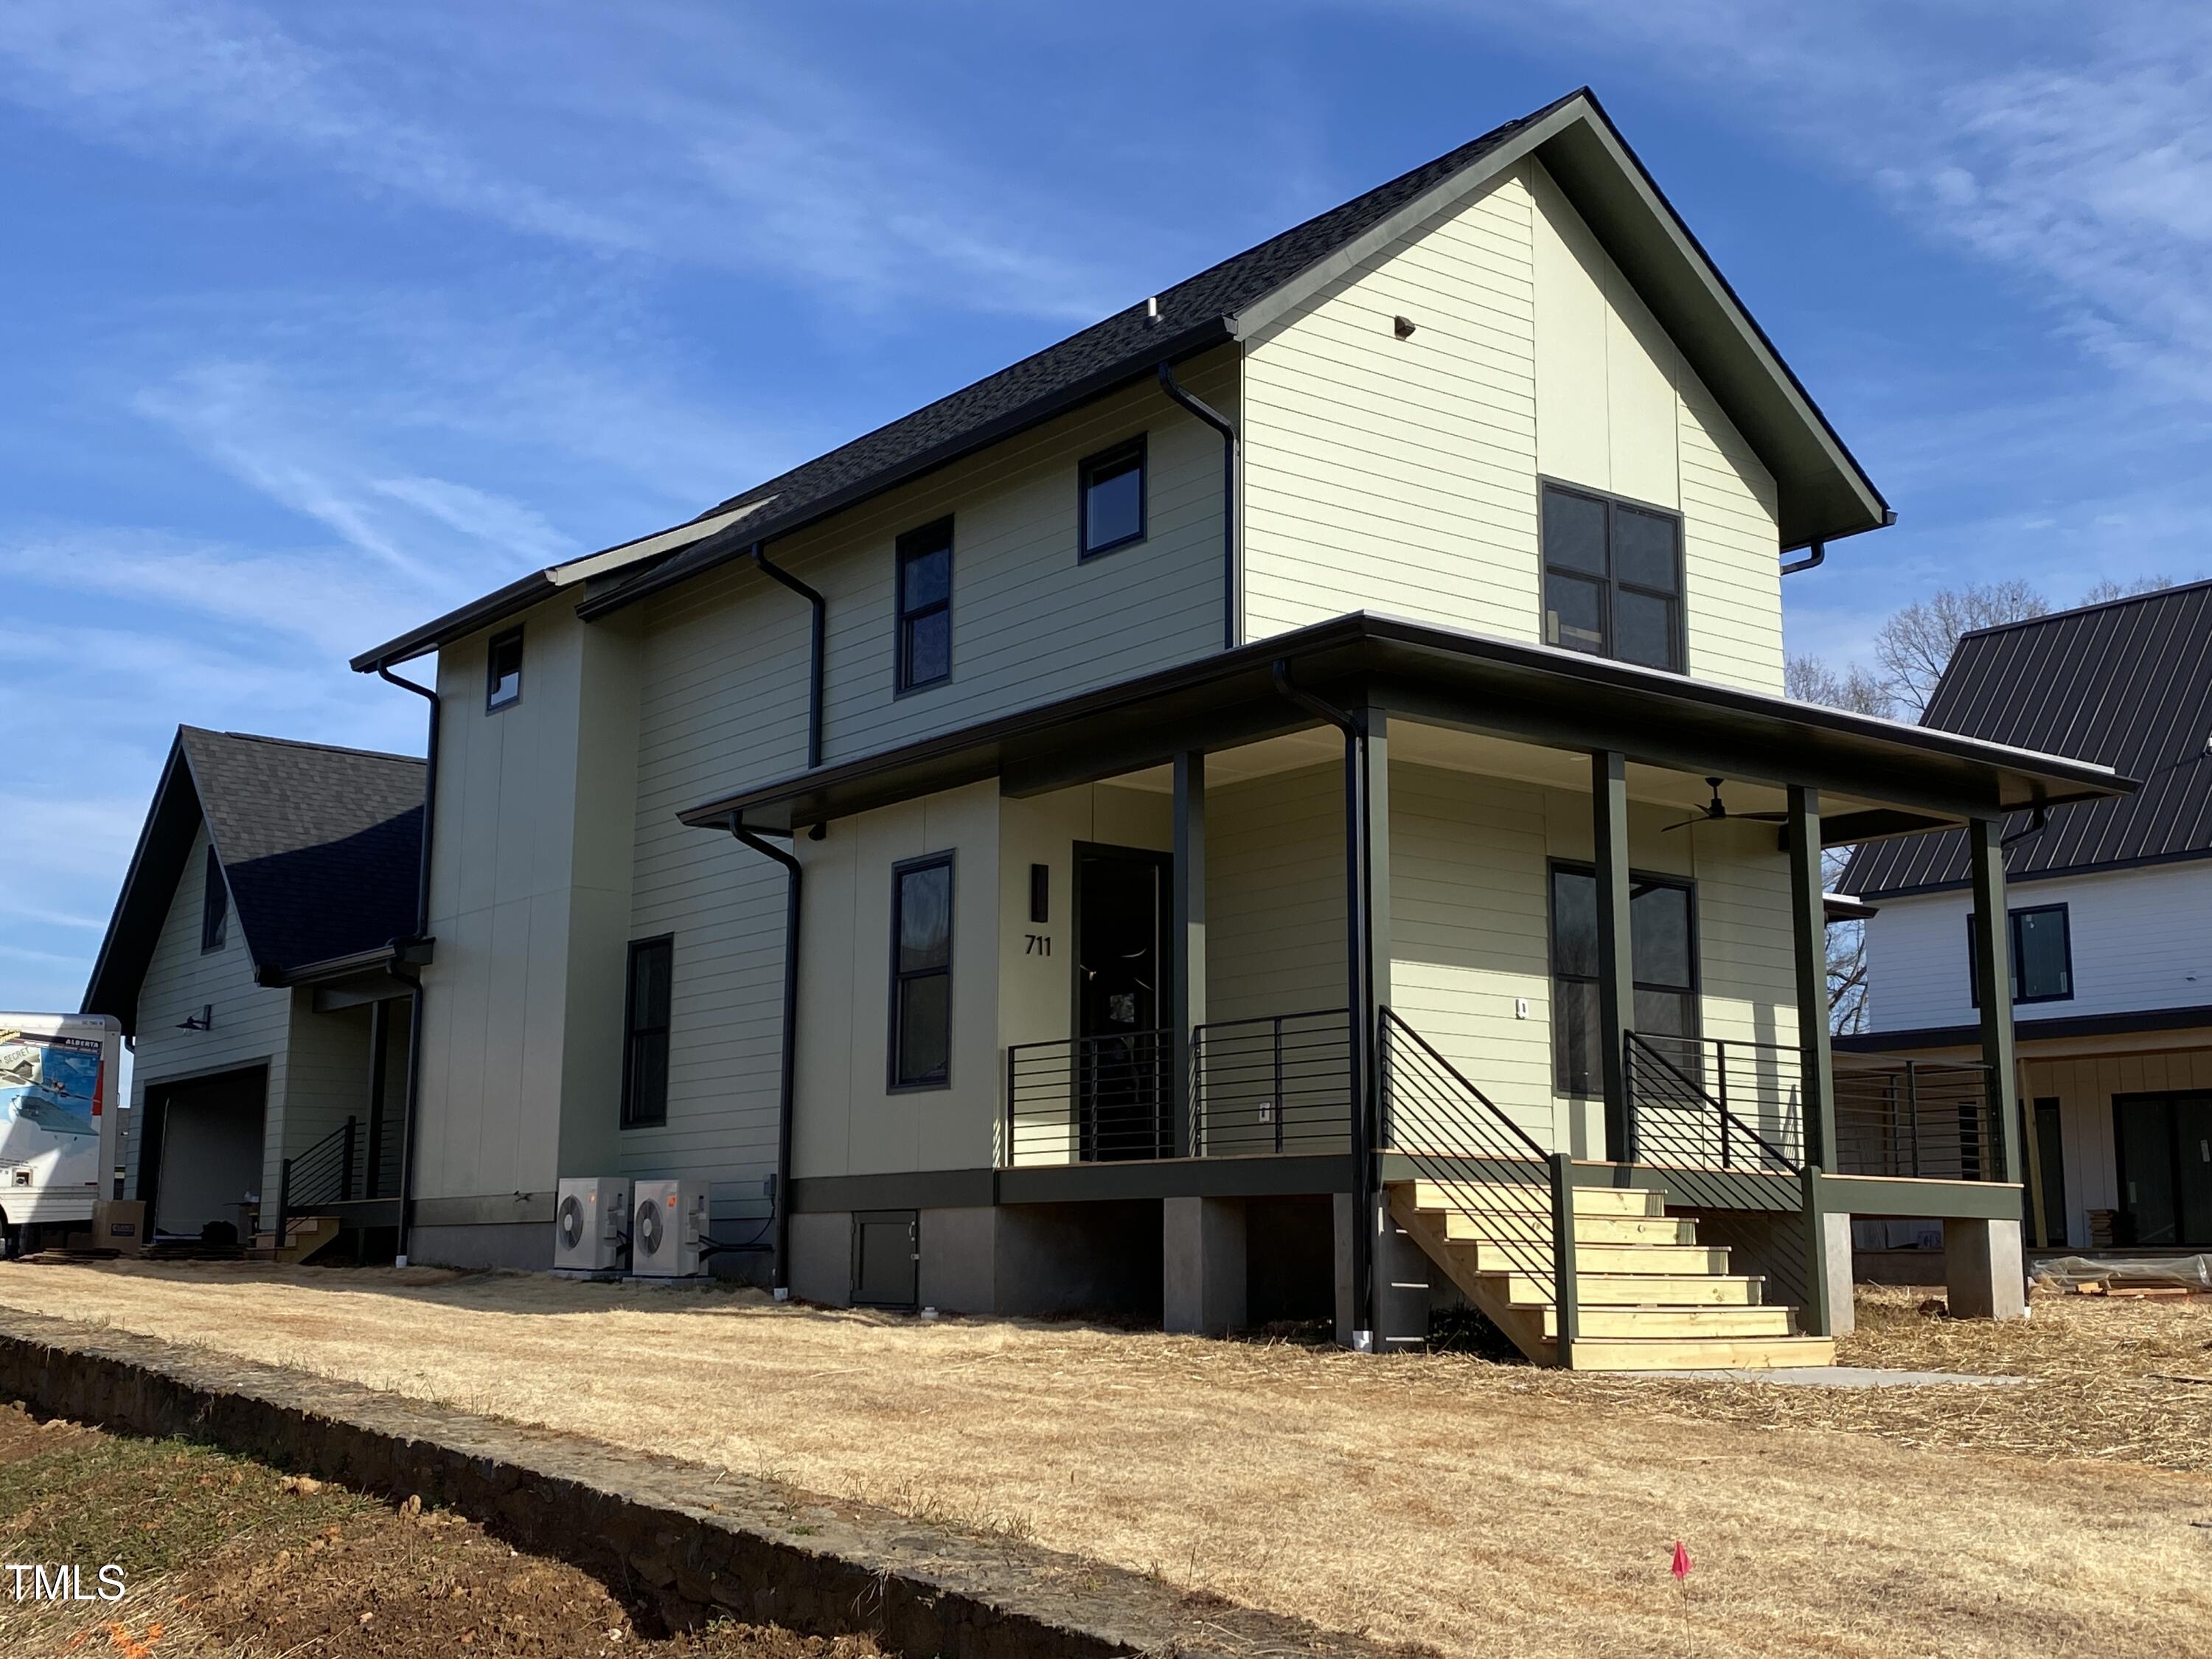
[6,1262,2210,1658]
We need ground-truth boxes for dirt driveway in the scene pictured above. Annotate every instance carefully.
[7,1262,2209,1658]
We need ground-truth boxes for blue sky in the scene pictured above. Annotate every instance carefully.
[4,1,2208,1012]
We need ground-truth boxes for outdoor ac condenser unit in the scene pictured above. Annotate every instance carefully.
[631,1178,709,1277]
[554,1177,630,1272]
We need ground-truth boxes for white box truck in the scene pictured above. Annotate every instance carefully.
[0,1014,123,1256]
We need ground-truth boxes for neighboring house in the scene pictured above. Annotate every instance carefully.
[82,728,425,1249]
[336,87,2126,1363]
[1842,582,2212,1256]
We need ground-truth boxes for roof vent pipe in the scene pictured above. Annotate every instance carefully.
[1144,296,1159,324]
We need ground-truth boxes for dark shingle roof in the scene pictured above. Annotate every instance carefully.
[586,97,1565,616]
[1844,580,2212,897]
[181,729,426,974]
[83,729,425,1029]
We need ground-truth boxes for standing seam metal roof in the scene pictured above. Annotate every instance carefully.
[1843,580,2212,897]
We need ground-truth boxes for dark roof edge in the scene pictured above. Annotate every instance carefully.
[1233,88,1886,544]
[577,319,1234,622]
[257,937,432,990]
[78,734,194,1023]
[1839,1003,2212,1052]
[349,568,556,672]
[1850,844,2212,901]
[1953,575,2212,647]
[676,611,2129,831]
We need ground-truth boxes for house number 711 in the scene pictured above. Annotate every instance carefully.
[1025,933,1052,956]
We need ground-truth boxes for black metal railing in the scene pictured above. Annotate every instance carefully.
[271,1115,357,1248]
[1004,1030,1173,1165]
[1380,1008,1576,1358]
[1833,1057,2003,1181]
[1189,1008,1352,1155]
[1624,1033,1803,1175]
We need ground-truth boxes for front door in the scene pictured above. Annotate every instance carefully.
[1074,844,1172,1161]
[2115,1091,2212,1247]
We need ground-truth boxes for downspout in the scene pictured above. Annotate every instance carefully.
[1158,362,1238,653]
[748,543,826,771]
[727,816,801,1298]
[374,661,439,1267]
[1272,661,1374,1352]
[1779,541,1825,577]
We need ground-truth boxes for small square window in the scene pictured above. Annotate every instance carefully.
[895,521,953,692]
[1079,439,1147,558]
[486,627,524,712]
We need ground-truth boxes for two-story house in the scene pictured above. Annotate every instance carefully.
[1842,582,2212,1258]
[346,88,2129,1366]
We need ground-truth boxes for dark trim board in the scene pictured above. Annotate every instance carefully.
[788,1155,1352,1214]
[1839,1005,2212,1052]
[677,613,2129,835]
[1812,1172,2025,1222]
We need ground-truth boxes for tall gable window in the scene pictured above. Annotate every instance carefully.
[1079,438,1147,558]
[896,520,953,692]
[890,855,953,1088]
[1540,484,1684,672]
[621,936,674,1127]
[486,626,524,712]
[200,843,229,954]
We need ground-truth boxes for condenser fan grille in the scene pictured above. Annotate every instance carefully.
[636,1198,664,1257]
[557,1194,585,1250]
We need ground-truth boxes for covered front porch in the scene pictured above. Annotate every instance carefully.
[684,613,2129,1360]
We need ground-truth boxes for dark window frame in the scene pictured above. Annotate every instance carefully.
[1967,902,2073,1007]
[619,934,675,1129]
[894,518,954,695]
[888,852,955,1092]
[1077,436,1148,560]
[1545,859,1700,1097]
[200,842,229,954]
[486,625,524,713]
[1537,480,1687,674]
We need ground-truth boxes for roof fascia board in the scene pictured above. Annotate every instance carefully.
[346,500,772,671]
[575,319,1235,622]
[78,735,196,1028]
[1231,93,1887,548]
[676,613,2128,833]
[1228,98,1590,343]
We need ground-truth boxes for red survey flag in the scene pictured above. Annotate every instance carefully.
[1672,1541,1691,1581]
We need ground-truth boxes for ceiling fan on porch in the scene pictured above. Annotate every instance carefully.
[1662,777,1790,833]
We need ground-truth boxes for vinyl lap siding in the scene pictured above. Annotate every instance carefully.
[125,823,290,1199]
[628,360,1234,1190]
[1206,765,1348,1026]
[1242,167,1540,643]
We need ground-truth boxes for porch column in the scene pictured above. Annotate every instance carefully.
[364,998,391,1201]
[1360,709,1393,1125]
[1590,751,1635,1163]
[1784,787,1836,1168]
[1959,815,2028,1321]
[1967,817,2022,1183]
[1172,751,1206,1158]
[1359,708,1399,1346]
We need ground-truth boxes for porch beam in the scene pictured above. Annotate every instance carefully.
[1172,751,1206,1158]
[1785,785,1835,1168]
[1591,751,1635,1163]
[1967,818,2023,1183]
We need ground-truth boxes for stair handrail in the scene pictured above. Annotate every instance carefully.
[1378,1008,1571,1359]
[1625,1032,1800,1174]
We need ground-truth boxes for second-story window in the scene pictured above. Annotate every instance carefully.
[486,626,524,712]
[896,519,953,692]
[200,842,229,953]
[1540,484,1684,672]
[1969,903,2073,1006]
[1079,438,1147,557]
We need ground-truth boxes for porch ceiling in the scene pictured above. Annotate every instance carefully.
[677,612,2132,835]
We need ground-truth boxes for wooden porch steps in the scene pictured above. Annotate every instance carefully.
[248,1215,341,1266]
[1387,1179,1834,1371]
